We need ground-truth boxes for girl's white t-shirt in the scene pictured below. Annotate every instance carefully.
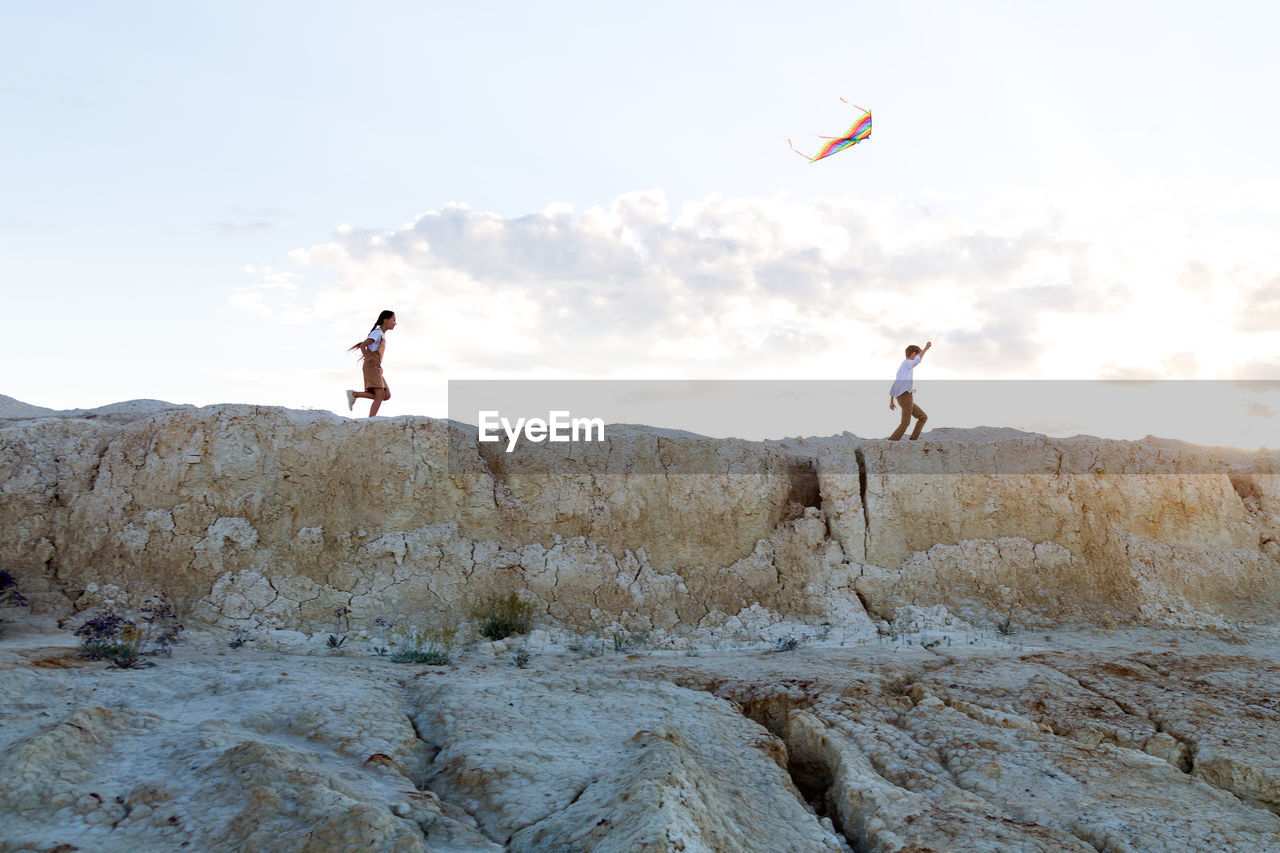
[366,328,384,352]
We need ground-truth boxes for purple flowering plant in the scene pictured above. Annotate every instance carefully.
[73,594,185,668]
[327,605,352,649]
[0,570,27,608]
[0,570,29,636]
[139,595,184,656]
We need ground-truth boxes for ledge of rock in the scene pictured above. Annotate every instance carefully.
[3,401,1278,636]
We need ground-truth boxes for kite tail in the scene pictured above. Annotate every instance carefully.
[787,138,815,162]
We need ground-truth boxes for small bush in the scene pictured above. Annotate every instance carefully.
[370,617,394,656]
[391,624,455,666]
[774,633,810,652]
[73,596,184,668]
[611,630,650,653]
[996,617,1016,636]
[139,595,184,656]
[393,648,450,665]
[328,606,352,650]
[0,571,28,608]
[472,593,535,641]
[0,570,29,636]
[74,612,148,668]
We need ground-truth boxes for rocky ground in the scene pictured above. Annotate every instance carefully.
[3,610,1279,853]
[4,399,1280,850]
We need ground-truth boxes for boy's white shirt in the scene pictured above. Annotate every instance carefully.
[890,355,922,398]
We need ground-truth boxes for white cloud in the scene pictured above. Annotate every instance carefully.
[1236,275,1280,333]
[234,188,1280,389]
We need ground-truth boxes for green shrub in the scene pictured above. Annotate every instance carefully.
[774,634,807,652]
[74,612,148,668]
[472,593,535,641]
[72,596,184,668]
[391,624,456,666]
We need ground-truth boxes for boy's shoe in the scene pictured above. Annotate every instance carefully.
[345,390,355,411]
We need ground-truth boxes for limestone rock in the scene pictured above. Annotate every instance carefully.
[0,647,490,853]
[3,402,1279,635]
[3,626,1280,851]
[409,668,848,852]
[601,645,1280,851]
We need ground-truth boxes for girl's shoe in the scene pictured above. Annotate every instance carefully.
[345,390,356,411]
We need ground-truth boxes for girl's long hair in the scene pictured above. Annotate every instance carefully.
[348,310,395,351]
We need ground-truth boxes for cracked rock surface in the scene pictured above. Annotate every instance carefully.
[603,631,1280,852]
[3,403,1279,637]
[4,400,1280,849]
[3,625,1279,852]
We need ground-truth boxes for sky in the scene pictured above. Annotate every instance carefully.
[3,1,1279,446]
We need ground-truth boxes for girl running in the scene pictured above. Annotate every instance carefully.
[346,310,396,417]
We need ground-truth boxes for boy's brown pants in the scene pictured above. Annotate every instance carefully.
[889,392,927,440]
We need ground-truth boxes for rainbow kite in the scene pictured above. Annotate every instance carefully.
[789,99,872,162]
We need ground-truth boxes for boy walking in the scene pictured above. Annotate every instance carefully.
[889,341,931,440]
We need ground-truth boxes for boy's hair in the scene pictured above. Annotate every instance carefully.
[905,345,922,358]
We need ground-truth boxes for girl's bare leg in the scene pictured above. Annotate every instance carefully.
[368,388,388,417]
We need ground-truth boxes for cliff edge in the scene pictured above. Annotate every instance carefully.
[3,402,1278,635]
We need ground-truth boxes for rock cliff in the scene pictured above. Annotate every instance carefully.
[3,402,1278,636]
[5,400,1280,852]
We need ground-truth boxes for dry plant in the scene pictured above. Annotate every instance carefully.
[471,592,536,641]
